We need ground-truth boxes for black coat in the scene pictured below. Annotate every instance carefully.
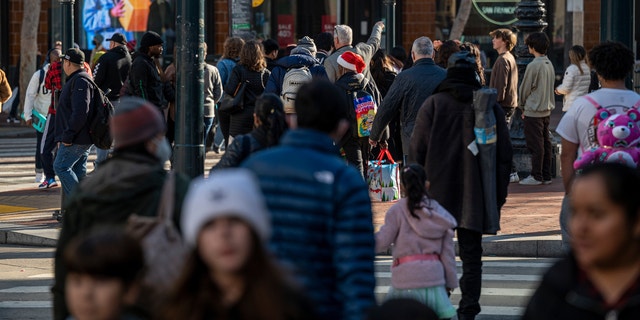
[129,52,164,108]
[93,45,131,101]
[409,75,512,234]
[224,64,269,137]
[523,254,640,320]
[54,70,93,145]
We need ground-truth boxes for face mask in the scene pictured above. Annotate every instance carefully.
[152,137,172,163]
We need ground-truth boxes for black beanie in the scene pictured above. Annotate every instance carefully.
[139,31,163,49]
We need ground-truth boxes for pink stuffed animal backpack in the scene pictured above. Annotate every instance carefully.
[574,96,640,169]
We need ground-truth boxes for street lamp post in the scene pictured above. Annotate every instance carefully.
[509,0,550,176]
[174,0,205,179]
[383,0,396,50]
[59,0,74,84]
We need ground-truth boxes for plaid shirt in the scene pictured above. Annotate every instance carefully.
[44,61,93,115]
[45,61,62,115]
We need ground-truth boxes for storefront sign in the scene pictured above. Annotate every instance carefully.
[230,0,252,38]
[277,15,295,47]
[472,0,519,26]
[322,15,336,34]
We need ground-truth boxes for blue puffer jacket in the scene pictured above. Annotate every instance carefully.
[264,53,327,96]
[242,129,376,320]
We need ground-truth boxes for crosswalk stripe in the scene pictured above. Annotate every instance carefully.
[375,272,542,282]
[0,286,50,293]
[374,286,534,297]
[375,260,554,269]
[0,301,52,308]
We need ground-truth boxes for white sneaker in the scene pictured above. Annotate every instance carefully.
[35,172,44,183]
[542,179,552,185]
[12,118,20,124]
[519,175,542,185]
[510,172,520,183]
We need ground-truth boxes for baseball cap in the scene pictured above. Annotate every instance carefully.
[62,48,85,65]
[106,33,127,45]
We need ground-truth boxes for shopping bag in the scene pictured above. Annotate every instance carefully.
[367,148,400,202]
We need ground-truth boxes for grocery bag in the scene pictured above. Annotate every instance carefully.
[367,148,400,202]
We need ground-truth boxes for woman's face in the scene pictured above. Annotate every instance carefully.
[65,273,128,320]
[198,216,253,275]
[570,175,639,269]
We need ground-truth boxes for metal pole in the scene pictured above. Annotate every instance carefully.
[383,0,396,50]
[600,0,633,89]
[174,0,205,178]
[59,0,74,84]
[55,0,74,221]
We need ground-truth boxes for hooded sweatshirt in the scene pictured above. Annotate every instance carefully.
[375,197,458,290]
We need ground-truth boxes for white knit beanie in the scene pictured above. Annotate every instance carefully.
[181,169,271,247]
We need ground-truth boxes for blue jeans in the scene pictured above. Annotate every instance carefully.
[54,143,92,195]
[94,147,111,170]
[204,116,214,147]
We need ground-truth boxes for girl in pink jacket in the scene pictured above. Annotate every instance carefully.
[375,164,458,319]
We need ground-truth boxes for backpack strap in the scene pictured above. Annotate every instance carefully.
[38,68,45,86]
[158,171,176,226]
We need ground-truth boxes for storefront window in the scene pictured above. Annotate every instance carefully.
[79,0,176,53]
[435,0,564,70]
[231,0,337,47]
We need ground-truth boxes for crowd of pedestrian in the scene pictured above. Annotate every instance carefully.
[4,16,637,320]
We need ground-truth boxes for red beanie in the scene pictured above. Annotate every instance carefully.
[110,97,166,149]
[337,51,366,74]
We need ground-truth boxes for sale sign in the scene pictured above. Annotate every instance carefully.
[277,15,295,48]
[322,15,336,33]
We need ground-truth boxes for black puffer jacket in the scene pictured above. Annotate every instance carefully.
[93,45,131,100]
[523,254,640,320]
[210,127,268,172]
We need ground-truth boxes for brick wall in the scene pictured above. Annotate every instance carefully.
[213,0,230,55]
[8,0,51,66]
[583,0,600,51]
[401,0,437,52]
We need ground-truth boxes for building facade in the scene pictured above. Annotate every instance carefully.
[0,0,632,83]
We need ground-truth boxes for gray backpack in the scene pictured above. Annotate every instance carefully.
[281,65,312,114]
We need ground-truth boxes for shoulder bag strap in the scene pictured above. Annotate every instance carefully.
[157,171,176,225]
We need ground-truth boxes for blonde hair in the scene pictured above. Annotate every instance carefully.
[222,37,244,59]
[569,45,587,75]
[239,40,266,72]
[489,28,517,51]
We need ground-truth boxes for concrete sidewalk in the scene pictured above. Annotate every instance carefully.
[0,177,565,257]
[0,110,566,257]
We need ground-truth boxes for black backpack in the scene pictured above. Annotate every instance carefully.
[72,75,114,149]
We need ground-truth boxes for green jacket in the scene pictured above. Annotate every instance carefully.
[518,55,556,117]
[52,152,190,320]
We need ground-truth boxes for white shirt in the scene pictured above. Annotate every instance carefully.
[23,64,52,120]
[556,88,640,156]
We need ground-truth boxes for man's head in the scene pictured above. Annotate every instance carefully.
[338,51,366,75]
[314,32,334,54]
[49,48,62,64]
[106,33,127,49]
[139,31,164,57]
[262,38,279,59]
[489,28,517,52]
[110,97,166,153]
[295,79,349,138]
[92,34,104,47]
[292,36,317,56]
[61,48,85,75]
[411,37,435,61]
[333,25,353,49]
[525,32,549,55]
[588,41,635,82]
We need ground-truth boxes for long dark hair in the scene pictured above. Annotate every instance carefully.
[401,164,432,219]
[163,229,312,320]
[255,93,288,147]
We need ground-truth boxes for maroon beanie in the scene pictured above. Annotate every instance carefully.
[110,97,165,149]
